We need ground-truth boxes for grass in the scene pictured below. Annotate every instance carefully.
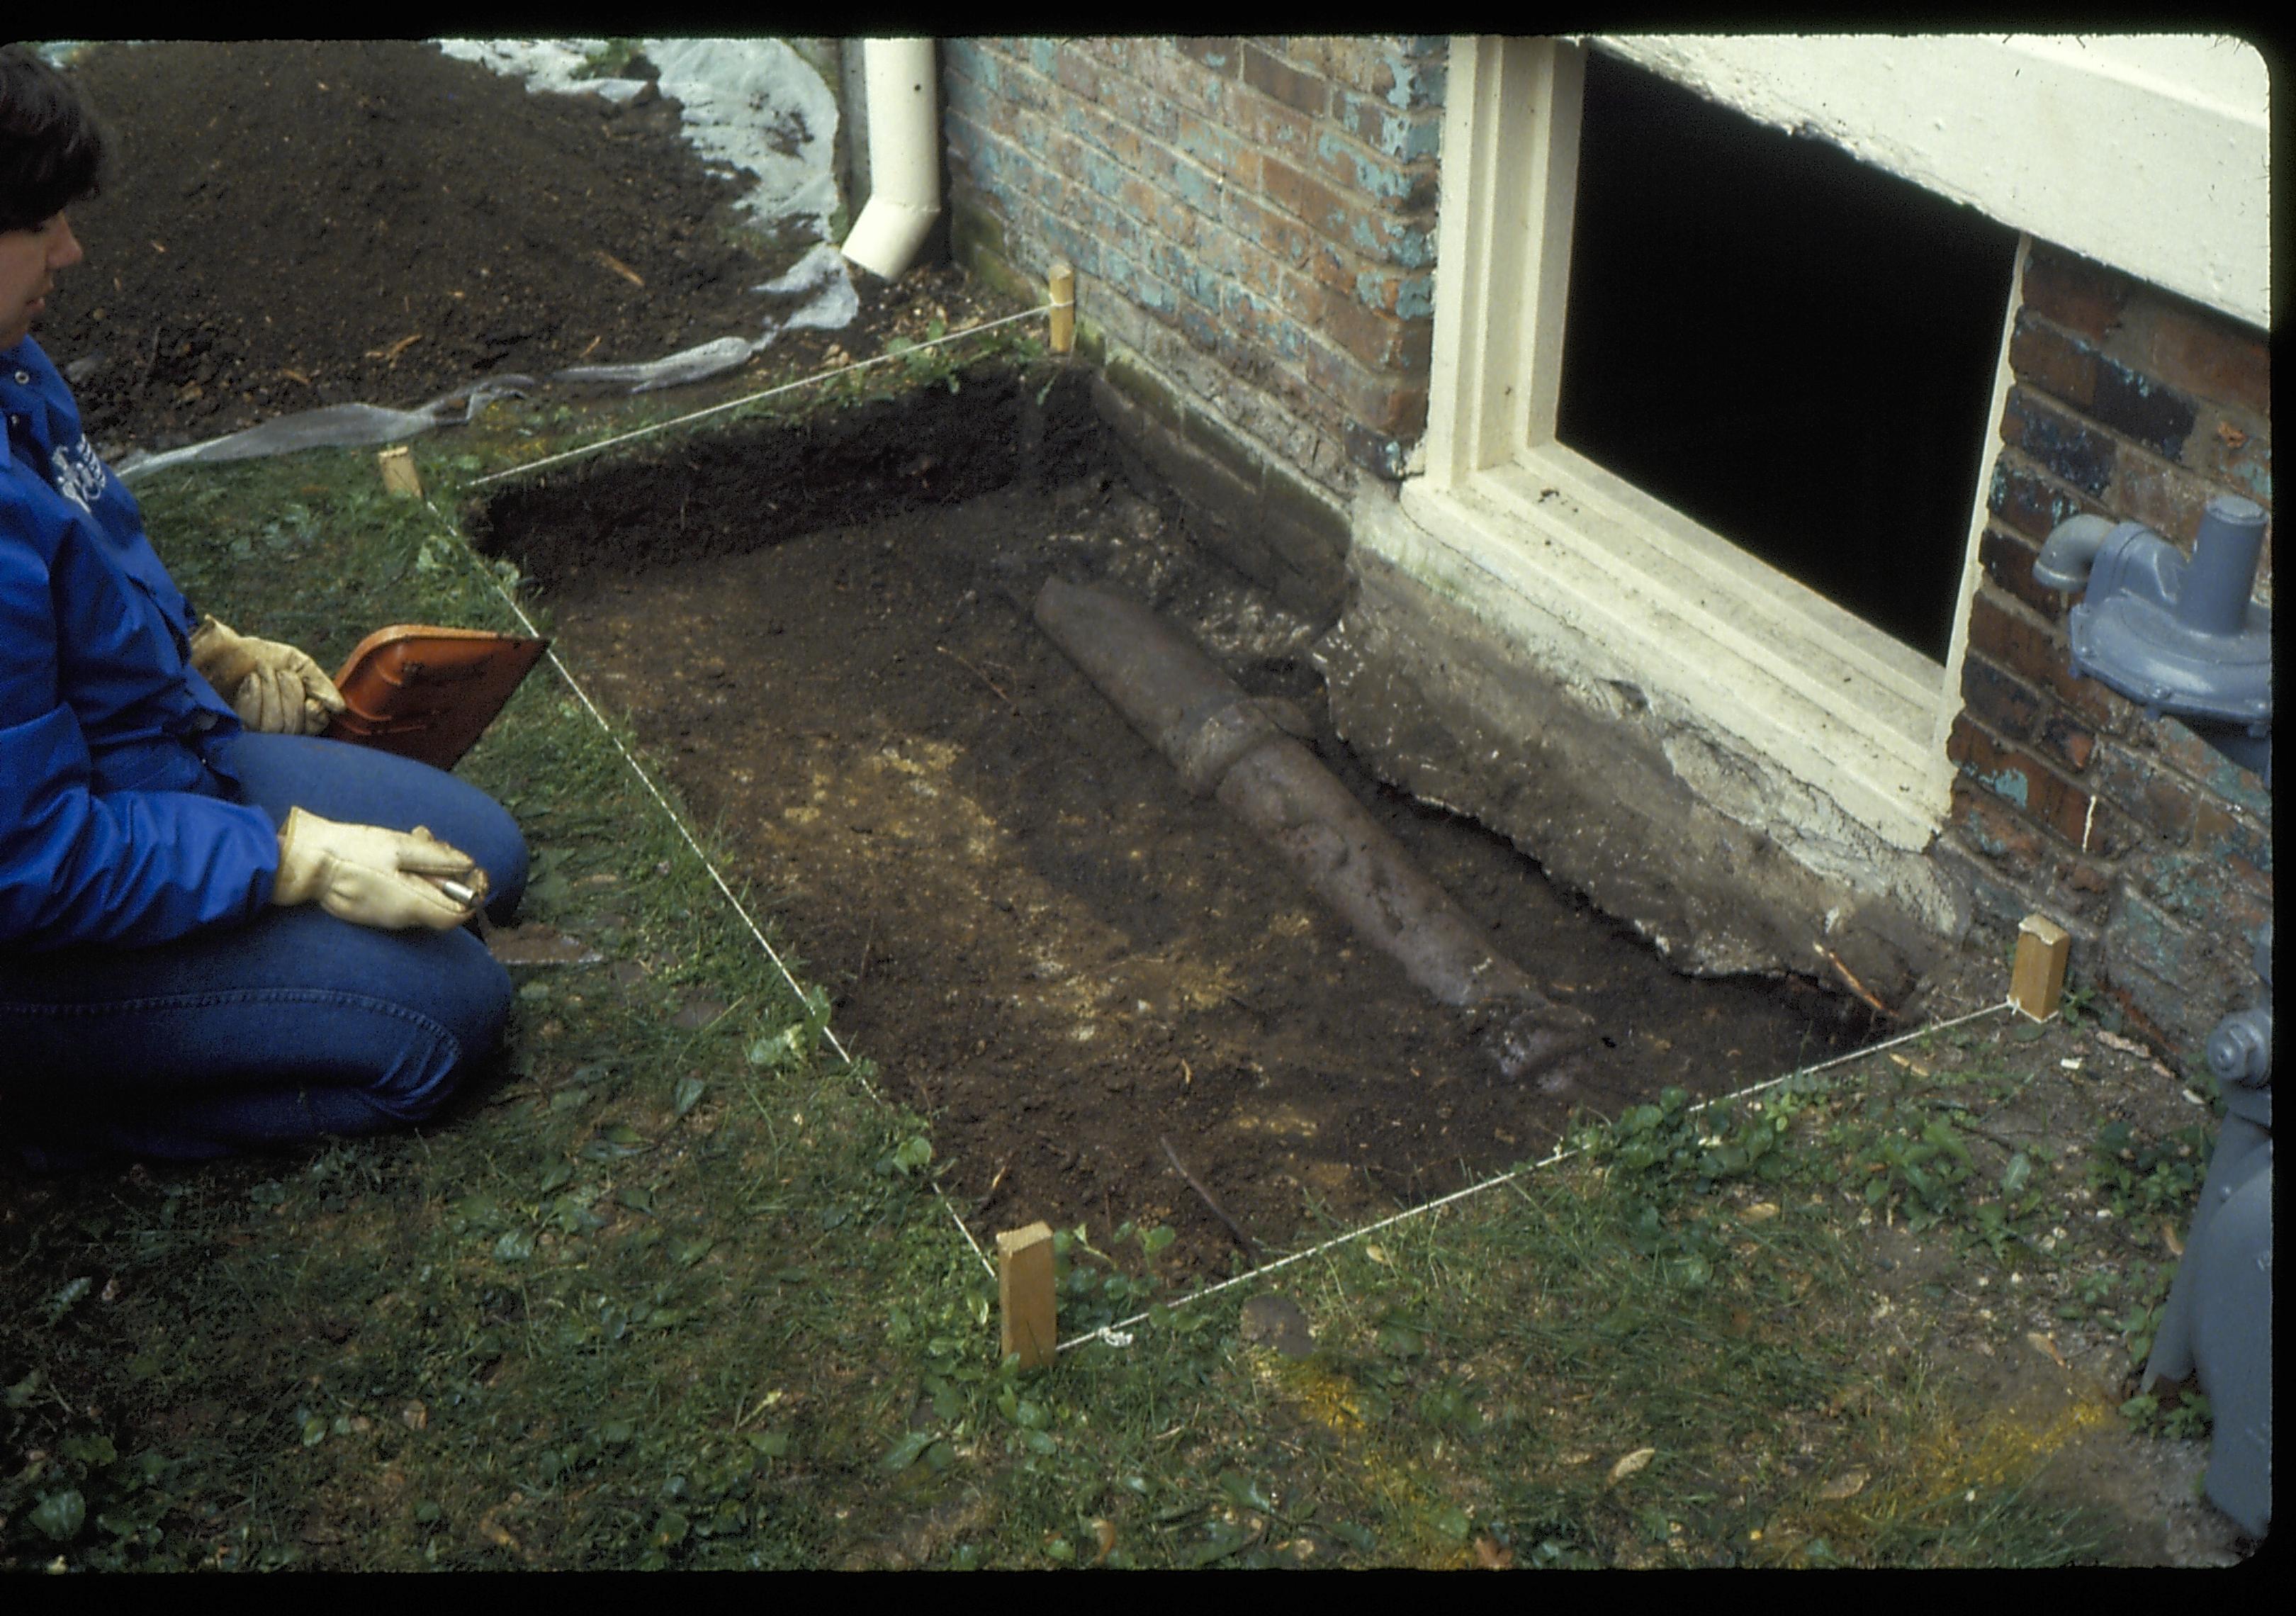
[0,352,2224,1569]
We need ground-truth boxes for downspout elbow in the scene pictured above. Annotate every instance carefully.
[2031,514,2117,593]
[840,38,941,281]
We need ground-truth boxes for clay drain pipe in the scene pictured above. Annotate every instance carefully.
[1034,578,1595,1081]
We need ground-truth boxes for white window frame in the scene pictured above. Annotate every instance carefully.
[1405,35,2027,853]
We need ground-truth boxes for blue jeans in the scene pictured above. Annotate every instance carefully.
[0,733,527,1162]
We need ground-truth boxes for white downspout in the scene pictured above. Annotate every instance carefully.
[840,38,942,281]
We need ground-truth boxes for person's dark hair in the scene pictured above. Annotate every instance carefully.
[0,43,108,235]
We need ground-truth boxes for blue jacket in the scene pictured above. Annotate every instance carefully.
[2,337,280,949]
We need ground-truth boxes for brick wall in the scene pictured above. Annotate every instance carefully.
[1937,240,2272,1060]
[942,36,1444,614]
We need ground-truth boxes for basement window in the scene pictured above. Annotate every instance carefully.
[1403,36,2030,849]
[1556,48,2020,663]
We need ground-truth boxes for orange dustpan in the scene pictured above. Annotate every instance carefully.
[323,625,550,770]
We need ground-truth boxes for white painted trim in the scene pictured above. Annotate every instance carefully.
[1589,33,2270,330]
[1407,35,2041,863]
[1935,234,2035,764]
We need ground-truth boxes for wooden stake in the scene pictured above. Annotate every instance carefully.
[2010,914,2071,1021]
[1048,263,1075,356]
[376,445,422,500]
[996,1221,1057,1370]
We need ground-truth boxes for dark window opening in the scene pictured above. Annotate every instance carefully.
[1556,49,2021,663]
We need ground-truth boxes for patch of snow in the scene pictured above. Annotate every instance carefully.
[432,38,855,342]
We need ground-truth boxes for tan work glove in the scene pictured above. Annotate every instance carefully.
[188,616,348,736]
[271,807,489,931]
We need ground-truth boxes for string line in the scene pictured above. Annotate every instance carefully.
[468,303,1058,488]
[417,306,2012,1330]
[430,496,998,1278]
[1055,998,2016,1352]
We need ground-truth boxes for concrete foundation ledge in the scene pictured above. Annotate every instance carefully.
[1317,490,1966,1006]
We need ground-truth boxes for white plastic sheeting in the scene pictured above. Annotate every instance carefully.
[113,384,529,482]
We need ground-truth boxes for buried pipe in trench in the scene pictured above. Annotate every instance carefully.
[1032,578,1597,1083]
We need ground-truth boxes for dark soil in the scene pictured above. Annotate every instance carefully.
[475,366,1883,1273]
[19,41,2254,1564]
[40,38,1885,1273]
[46,41,843,451]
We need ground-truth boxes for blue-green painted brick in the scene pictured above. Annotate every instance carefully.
[1960,759,2032,809]
[1316,133,1419,201]
[1395,274,1434,320]
[1383,54,1445,110]
[1084,154,1125,198]
[1349,214,1436,269]
[1988,458,2093,539]
[2134,850,2269,930]
[2197,756,2270,819]
[1171,161,1220,214]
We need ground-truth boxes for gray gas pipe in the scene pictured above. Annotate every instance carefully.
[2143,925,2272,1540]
[2032,494,2271,781]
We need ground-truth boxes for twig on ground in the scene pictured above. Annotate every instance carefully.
[935,644,1018,713]
[1160,1135,1261,1267]
[974,1155,1011,1215]
[1818,946,1895,1019]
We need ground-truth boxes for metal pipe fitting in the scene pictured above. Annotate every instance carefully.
[2031,513,2119,593]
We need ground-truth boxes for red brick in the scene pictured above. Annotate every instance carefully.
[1963,591,2067,695]
[1959,652,2041,740]
[1054,43,1101,101]
[1188,217,1246,283]
[2106,449,2228,551]
[1946,715,2096,848]
[2021,244,2129,340]
[1221,189,1312,269]
[1978,526,2068,622]
[1949,778,2049,880]
[994,55,1054,114]
[1322,292,1408,369]
[1988,453,2104,543]
[1062,94,1129,163]
[1174,37,1242,77]
[1273,36,1364,89]
[1096,66,1178,142]
[1260,154,1346,236]
[1120,178,1197,250]
[2036,712,2096,773]
[1076,37,1139,81]
[1395,317,1433,377]
[1141,42,1232,121]
[2191,799,2270,868]
[2144,301,2269,416]
[2154,719,2270,818]
[1225,84,1316,163]
[1375,380,1429,438]
[2007,313,2099,408]
[1302,238,1361,303]
[2178,403,2273,501]
[2089,739,2200,843]
[1175,112,1260,191]
[2000,388,2115,496]
[1965,592,2143,738]
[1242,40,1330,116]
[1296,326,1414,432]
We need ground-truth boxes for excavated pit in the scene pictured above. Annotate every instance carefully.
[473,364,1884,1272]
